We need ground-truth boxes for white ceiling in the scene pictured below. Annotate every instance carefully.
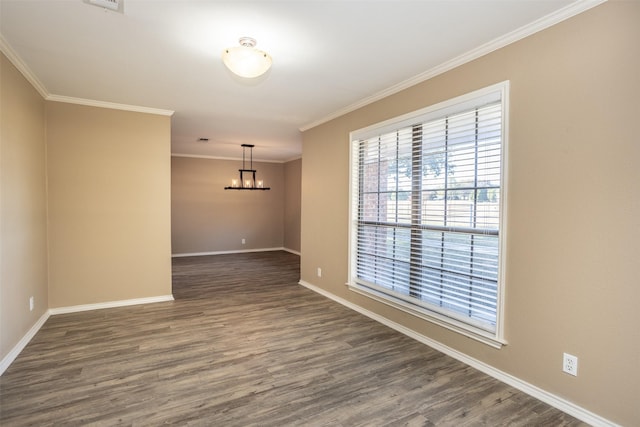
[1,0,595,162]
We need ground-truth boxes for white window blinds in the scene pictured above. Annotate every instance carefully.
[349,83,508,345]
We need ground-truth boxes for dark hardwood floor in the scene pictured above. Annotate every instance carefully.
[0,251,586,426]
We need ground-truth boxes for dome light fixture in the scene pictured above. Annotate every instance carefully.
[222,37,272,78]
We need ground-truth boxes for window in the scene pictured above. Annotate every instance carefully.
[349,82,508,347]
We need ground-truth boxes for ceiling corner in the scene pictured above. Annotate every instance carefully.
[0,34,49,99]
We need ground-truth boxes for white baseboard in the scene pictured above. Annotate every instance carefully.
[298,280,619,427]
[3,248,301,377]
[1,295,175,377]
[172,247,300,257]
[0,311,50,376]
[48,294,174,315]
[172,247,288,258]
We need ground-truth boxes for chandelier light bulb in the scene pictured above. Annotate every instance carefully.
[224,144,271,191]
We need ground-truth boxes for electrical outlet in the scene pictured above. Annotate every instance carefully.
[29,296,34,312]
[563,352,578,376]
[241,238,246,245]
[317,267,322,278]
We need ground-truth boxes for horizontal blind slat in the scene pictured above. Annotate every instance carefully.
[353,95,503,332]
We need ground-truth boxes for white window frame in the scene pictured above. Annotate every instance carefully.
[348,81,509,348]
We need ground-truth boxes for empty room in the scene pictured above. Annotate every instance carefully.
[1,0,638,425]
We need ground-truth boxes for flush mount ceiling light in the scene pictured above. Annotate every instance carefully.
[222,37,272,78]
[224,144,270,190]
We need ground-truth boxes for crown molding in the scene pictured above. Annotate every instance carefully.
[0,34,49,98]
[300,0,607,132]
[283,155,302,163]
[46,94,174,116]
[1,34,174,116]
[171,153,284,164]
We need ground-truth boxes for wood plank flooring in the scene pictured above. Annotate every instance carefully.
[0,251,586,426]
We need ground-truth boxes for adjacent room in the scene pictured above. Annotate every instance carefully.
[1,1,638,425]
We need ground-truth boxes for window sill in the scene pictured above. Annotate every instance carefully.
[347,282,506,349]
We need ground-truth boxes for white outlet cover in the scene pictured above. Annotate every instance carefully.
[563,352,578,376]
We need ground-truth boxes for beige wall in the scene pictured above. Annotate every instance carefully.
[171,156,285,254]
[283,158,301,253]
[301,2,639,425]
[46,102,172,307]
[0,54,48,361]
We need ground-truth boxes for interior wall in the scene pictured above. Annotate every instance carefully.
[171,156,285,254]
[283,158,301,253]
[0,53,48,361]
[300,2,639,425]
[46,102,172,308]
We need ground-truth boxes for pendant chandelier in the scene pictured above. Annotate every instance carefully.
[224,144,270,190]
